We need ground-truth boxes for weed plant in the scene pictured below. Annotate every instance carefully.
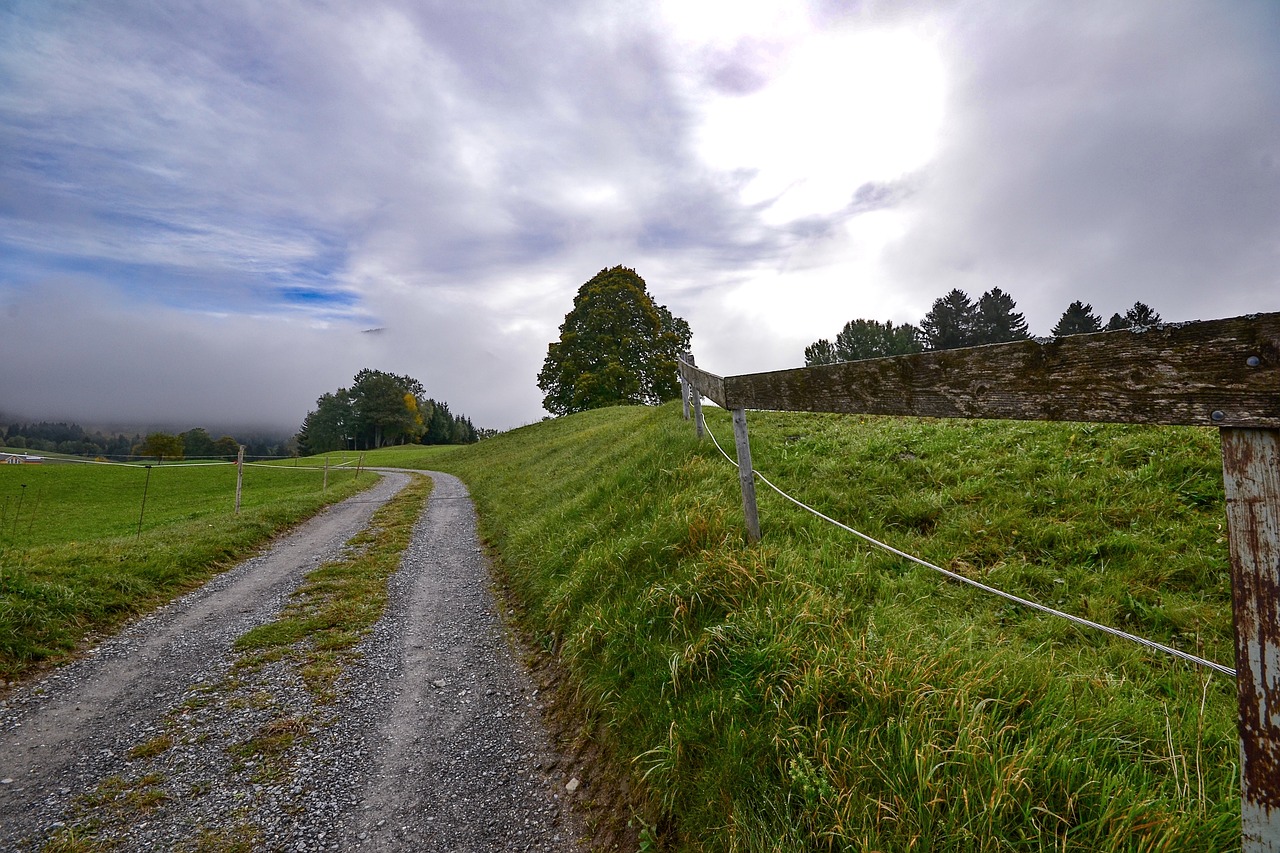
[0,466,374,680]
[430,403,1238,851]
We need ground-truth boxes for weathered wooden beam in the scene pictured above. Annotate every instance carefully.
[679,359,728,409]
[1221,428,1280,852]
[721,313,1280,427]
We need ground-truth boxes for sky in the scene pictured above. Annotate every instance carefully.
[2,0,1278,434]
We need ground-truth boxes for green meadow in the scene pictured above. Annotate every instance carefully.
[0,461,375,680]
[276,444,463,471]
[2,404,1244,849]
[413,402,1238,851]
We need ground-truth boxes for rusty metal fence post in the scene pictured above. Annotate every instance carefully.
[1221,427,1280,852]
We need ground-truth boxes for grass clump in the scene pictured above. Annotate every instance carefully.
[428,402,1238,851]
[43,773,169,851]
[126,733,174,760]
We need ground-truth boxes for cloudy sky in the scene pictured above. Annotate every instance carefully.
[2,0,1278,433]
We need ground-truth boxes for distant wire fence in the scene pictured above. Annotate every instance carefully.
[679,311,1280,850]
[0,449,372,545]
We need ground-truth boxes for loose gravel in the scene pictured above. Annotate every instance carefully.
[0,471,590,852]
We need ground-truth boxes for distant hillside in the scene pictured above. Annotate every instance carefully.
[416,402,1237,851]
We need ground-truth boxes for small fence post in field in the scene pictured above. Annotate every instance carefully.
[323,455,329,493]
[234,445,245,515]
[731,408,761,543]
[1220,427,1280,852]
[136,466,152,537]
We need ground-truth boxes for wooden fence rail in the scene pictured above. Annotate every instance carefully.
[677,311,1280,852]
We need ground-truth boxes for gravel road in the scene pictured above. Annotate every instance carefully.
[0,471,590,852]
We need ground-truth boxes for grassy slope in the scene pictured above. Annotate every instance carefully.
[415,403,1238,851]
[0,465,376,680]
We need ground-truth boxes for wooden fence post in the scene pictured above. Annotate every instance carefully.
[681,352,692,421]
[1221,427,1280,852]
[235,446,245,515]
[136,465,152,537]
[685,353,706,438]
[732,408,761,543]
[323,454,329,493]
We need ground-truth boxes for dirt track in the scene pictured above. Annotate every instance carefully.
[0,471,588,851]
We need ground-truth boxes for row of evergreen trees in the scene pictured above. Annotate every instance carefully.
[1,422,290,460]
[805,288,1163,366]
[295,369,486,455]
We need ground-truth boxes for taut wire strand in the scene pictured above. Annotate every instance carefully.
[702,411,1235,678]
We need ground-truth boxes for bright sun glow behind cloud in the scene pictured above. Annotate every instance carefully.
[664,3,946,224]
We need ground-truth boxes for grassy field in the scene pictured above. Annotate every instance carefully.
[268,444,463,470]
[416,402,1238,851]
[0,462,377,681]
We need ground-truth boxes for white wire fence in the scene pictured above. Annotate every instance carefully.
[0,451,371,544]
[699,414,1236,678]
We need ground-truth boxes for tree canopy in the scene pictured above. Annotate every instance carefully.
[804,319,921,366]
[919,289,979,351]
[973,287,1030,344]
[805,289,1165,364]
[1052,301,1104,336]
[295,369,482,454]
[538,266,691,416]
[136,432,184,463]
[1107,301,1163,331]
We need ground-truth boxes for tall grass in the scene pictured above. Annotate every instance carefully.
[0,465,375,680]
[428,403,1238,851]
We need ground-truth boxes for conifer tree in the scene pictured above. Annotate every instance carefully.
[1052,301,1103,336]
[920,289,979,350]
[1105,301,1163,331]
[973,288,1031,344]
[804,339,838,366]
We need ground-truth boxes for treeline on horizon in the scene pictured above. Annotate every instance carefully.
[295,368,490,455]
[1,422,290,460]
[805,288,1164,365]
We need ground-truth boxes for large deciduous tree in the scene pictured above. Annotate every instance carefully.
[350,369,427,448]
[1052,301,1104,336]
[296,390,355,454]
[538,266,691,416]
[804,319,922,366]
[136,432,184,463]
[180,427,215,459]
[296,370,483,454]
